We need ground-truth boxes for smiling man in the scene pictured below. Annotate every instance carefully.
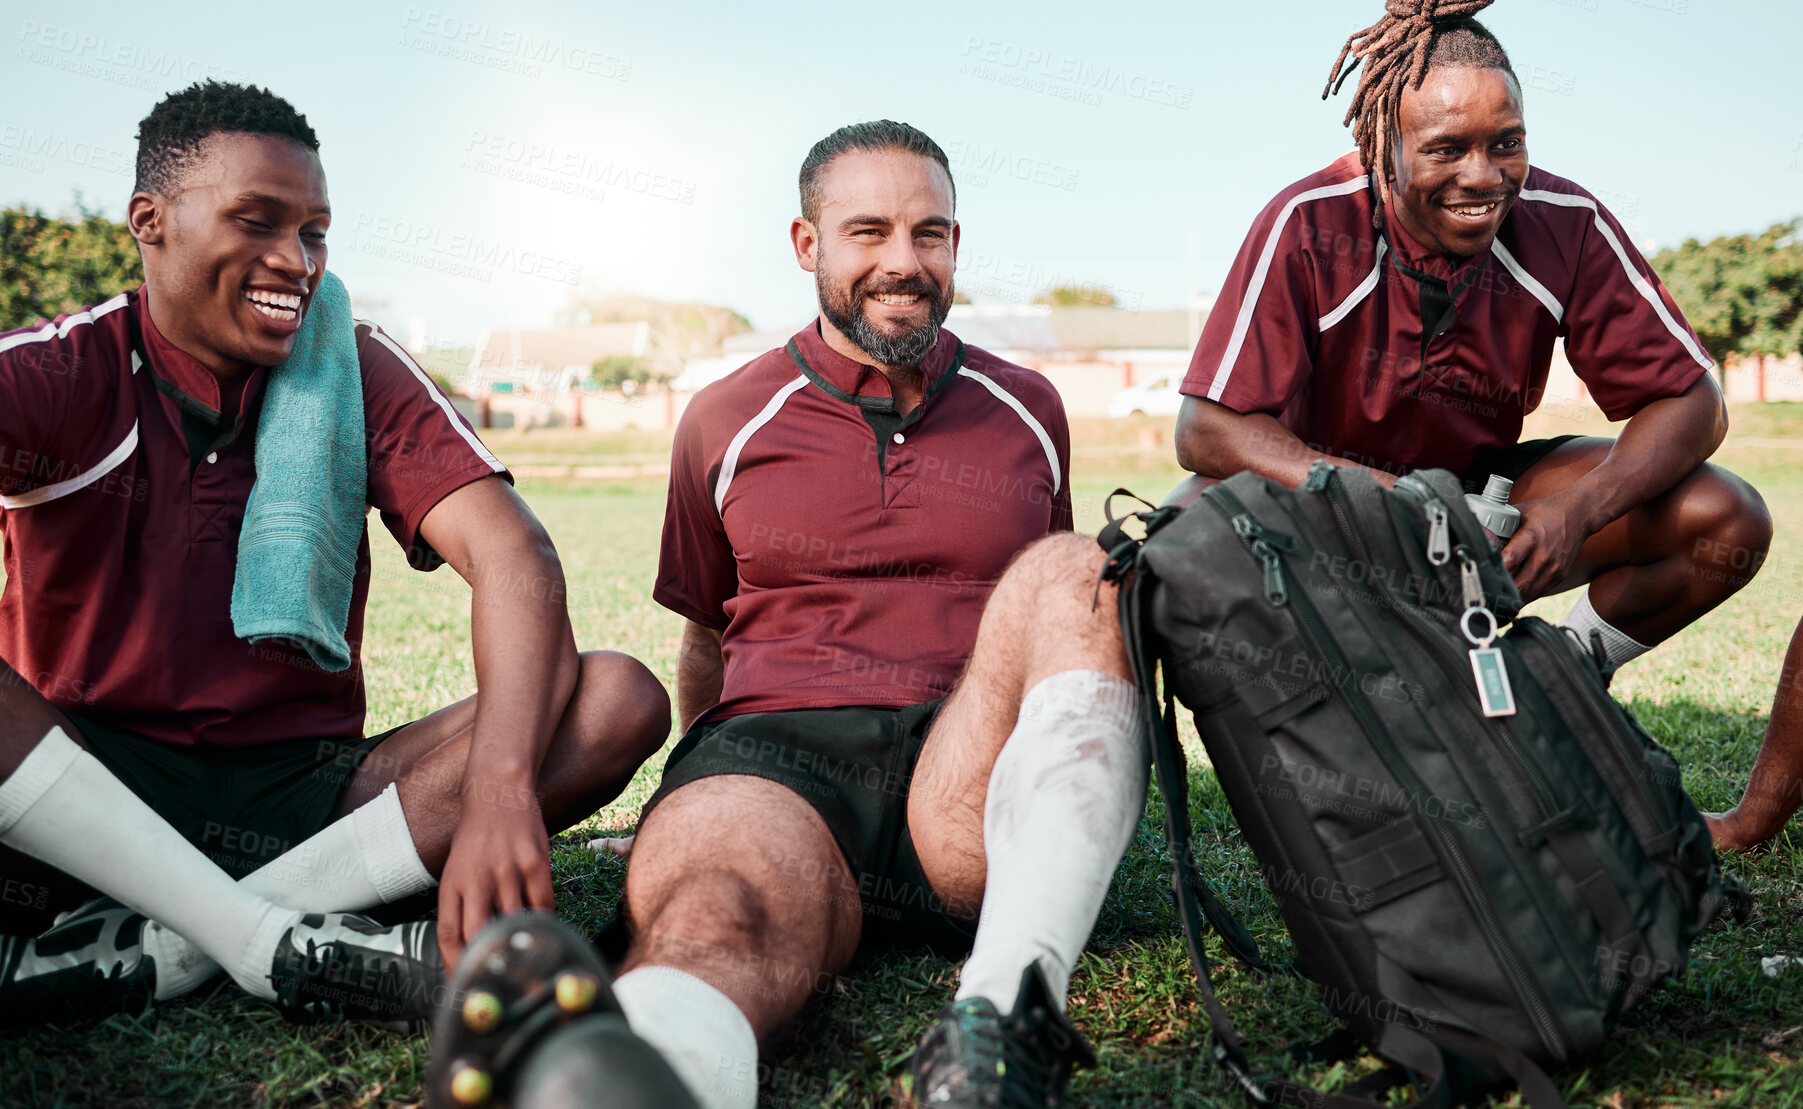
[1172,1,1770,672]
[0,81,668,1028]
[427,121,1142,1109]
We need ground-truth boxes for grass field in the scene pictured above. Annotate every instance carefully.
[6,407,1803,1108]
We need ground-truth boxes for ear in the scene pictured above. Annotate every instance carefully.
[791,216,820,274]
[127,192,165,247]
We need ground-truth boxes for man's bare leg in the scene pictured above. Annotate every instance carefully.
[1504,439,1770,651]
[905,532,1145,1103]
[607,774,864,1108]
[0,650,669,1001]
[1708,616,1803,850]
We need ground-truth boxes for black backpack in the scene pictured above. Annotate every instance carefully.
[1097,462,1744,1109]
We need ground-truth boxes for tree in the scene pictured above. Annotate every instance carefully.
[1652,221,1803,385]
[1035,284,1116,308]
[0,201,142,333]
[590,354,656,391]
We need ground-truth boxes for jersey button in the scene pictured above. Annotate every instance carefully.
[892,433,905,445]
[206,452,218,464]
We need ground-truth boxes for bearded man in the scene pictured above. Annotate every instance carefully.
[426,120,1143,1109]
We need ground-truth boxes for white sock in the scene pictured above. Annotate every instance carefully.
[613,966,758,1109]
[0,727,293,1000]
[955,670,1147,1014]
[1560,588,1652,669]
[147,783,435,1000]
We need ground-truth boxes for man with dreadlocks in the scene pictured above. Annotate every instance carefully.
[1173,0,1770,676]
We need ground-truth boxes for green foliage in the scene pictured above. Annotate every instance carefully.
[0,202,142,333]
[590,353,662,391]
[1652,221,1803,370]
[1036,283,1117,308]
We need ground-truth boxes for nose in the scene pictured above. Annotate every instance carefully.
[265,230,316,282]
[876,231,923,278]
[1457,149,1506,195]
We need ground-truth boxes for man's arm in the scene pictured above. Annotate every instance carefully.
[415,475,580,967]
[1502,374,1728,600]
[677,619,724,732]
[1173,395,1398,496]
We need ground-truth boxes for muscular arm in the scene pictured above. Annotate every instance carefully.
[677,619,724,731]
[417,476,580,964]
[1502,375,1728,599]
[1557,375,1726,534]
[1173,395,1397,492]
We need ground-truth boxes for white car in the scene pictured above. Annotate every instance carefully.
[1108,375,1186,418]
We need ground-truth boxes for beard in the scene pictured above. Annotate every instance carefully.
[816,251,954,369]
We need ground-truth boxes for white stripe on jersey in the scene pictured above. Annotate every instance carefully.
[1207,174,1370,402]
[1516,188,1712,370]
[1488,239,1564,324]
[714,375,809,515]
[0,422,139,510]
[1317,239,1389,333]
[0,293,130,357]
[362,322,506,472]
[956,367,1062,496]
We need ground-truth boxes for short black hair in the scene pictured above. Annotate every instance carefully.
[134,80,319,196]
[798,120,954,225]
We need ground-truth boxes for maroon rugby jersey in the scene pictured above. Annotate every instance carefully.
[656,321,1071,720]
[1181,151,1711,475]
[0,287,508,747]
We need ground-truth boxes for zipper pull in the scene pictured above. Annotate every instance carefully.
[1303,460,1334,492]
[1426,502,1451,566]
[1457,547,1484,609]
[1253,539,1288,607]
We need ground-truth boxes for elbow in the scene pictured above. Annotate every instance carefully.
[1175,397,1233,480]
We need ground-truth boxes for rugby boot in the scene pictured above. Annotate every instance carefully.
[427,911,698,1109]
[267,911,445,1031]
[909,963,1095,1108]
[0,897,157,1029]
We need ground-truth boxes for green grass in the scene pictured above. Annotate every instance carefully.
[7,411,1803,1107]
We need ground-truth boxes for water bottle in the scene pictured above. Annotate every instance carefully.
[1465,474,1521,545]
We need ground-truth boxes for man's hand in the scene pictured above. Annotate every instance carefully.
[1499,489,1599,602]
[436,793,556,970]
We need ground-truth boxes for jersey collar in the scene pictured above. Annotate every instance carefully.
[788,319,963,408]
[133,286,268,422]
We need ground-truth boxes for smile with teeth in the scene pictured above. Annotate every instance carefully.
[244,289,302,322]
[870,293,920,306]
[1447,202,1498,218]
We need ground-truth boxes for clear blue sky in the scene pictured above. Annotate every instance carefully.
[2,0,1797,343]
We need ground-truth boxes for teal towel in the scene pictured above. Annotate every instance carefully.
[230,271,367,673]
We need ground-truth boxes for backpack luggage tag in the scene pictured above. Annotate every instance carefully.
[1458,550,1516,717]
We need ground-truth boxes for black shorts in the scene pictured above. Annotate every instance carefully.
[65,712,400,880]
[1460,434,1583,496]
[627,701,976,955]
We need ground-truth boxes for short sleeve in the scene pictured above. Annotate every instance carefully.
[0,311,129,502]
[1560,199,1712,420]
[1047,395,1074,533]
[357,322,510,569]
[1180,195,1319,416]
[653,402,737,630]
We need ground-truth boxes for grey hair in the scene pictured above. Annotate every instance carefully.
[798,120,955,224]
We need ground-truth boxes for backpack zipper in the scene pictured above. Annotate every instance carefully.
[1201,484,1570,1059]
[1324,479,1564,822]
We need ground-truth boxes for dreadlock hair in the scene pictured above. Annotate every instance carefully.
[799,120,955,226]
[1323,1,1518,225]
[134,80,319,196]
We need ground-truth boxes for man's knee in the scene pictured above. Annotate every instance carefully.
[632,863,773,967]
[995,532,1108,607]
[566,650,671,758]
[1680,467,1773,584]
